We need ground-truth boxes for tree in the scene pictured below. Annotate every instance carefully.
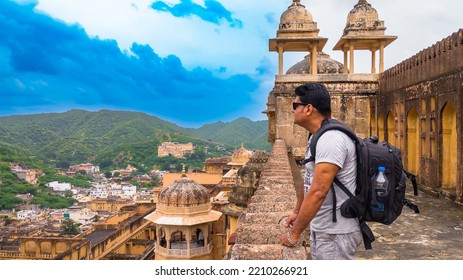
[104,171,112,179]
[64,190,73,198]
[61,218,81,236]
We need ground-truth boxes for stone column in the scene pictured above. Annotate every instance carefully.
[371,48,377,74]
[186,228,191,257]
[204,224,210,246]
[379,43,385,72]
[349,45,355,73]
[310,45,317,75]
[278,46,284,75]
[165,227,172,249]
[343,49,348,73]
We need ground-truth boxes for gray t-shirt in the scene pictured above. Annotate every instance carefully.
[304,130,360,234]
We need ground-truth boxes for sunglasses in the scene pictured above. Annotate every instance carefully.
[292,102,309,110]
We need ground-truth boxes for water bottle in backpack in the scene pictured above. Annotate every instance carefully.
[371,166,389,212]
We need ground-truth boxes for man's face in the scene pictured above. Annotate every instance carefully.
[291,96,308,126]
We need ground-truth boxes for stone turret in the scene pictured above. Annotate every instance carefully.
[269,0,327,75]
[333,0,397,73]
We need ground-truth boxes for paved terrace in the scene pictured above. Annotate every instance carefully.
[355,187,463,260]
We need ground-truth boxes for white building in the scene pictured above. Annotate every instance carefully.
[46,181,72,192]
[16,210,39,220]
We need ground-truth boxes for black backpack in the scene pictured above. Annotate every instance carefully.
[303,118,420,250]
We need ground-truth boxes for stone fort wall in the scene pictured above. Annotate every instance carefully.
[375,29,463,203]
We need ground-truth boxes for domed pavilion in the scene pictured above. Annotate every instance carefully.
[145,175,222,260]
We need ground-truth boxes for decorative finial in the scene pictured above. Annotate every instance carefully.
[291,0,304,7]
[181,163,186,173]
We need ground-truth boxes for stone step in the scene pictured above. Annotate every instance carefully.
[229,244,308,260]
[235,225,287,245]
[248,194,296,204]
[252,186,296,197]
[246,201,295,213]
[234,224,310,244]
[238,212,290,225]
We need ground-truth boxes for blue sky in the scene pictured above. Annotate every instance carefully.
[1,0,462,127]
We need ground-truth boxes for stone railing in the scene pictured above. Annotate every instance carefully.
[0,251,54,260]
[155,242,212,259]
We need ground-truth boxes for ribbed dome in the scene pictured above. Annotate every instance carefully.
[158,175,210,207]
[344,0,385,36]
[229,146,253,166]
[286,52,345,74]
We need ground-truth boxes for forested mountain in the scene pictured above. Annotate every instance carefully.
[0,110,270,171]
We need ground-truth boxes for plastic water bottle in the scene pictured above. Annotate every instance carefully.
[371,166,389,212]
[375,166,389,197]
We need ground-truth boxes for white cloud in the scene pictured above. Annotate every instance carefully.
[33,0,463,75]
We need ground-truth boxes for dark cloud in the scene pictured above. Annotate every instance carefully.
[151,0,242,28]
[0,0,260,126]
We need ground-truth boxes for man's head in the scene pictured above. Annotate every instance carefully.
[292,83,331,131]
[294,83,331,117]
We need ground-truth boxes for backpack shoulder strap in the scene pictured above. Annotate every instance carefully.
[305,118,359,164]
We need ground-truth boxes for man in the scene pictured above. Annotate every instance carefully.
[279,82,362,260]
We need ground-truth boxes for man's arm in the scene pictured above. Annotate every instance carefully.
[281,161,340,246]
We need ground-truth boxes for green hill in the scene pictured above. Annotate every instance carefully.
[0,110,270,171]
[182,117,271,150]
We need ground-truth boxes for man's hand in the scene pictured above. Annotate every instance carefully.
[281,213,299,247]
[285,213,298,228]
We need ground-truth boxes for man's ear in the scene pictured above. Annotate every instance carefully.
[304,104,313,116]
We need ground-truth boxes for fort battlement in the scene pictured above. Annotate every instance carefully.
[380,29,463,91]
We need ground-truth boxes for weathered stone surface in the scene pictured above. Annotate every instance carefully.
[246,202,294,213]
[238,212,290,225]
[228,139,310,260]
[229,244,307,260]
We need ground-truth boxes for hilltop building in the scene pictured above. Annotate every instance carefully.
[10,163,42,184]
[157,142,194,158]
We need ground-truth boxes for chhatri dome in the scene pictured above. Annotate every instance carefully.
[146,174,221,225]
[343,0,385,36]
[276,0,319,38]
[269,0,327,75]
[157,175,210,207]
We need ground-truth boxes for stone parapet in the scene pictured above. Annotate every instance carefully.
[380,29,463,92]
[228,139,309,260]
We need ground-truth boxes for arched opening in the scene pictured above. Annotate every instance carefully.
[159,228,167,248]
[441,102,457,190]
[378,113,385,141]
[195,228,205,246]
[386,111,395,145]
[170,230,186,249]
[407,108,419,174]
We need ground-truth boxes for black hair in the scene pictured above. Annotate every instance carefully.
[294,83,331,117]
